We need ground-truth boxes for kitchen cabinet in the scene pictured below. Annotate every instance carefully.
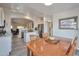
[0,35,12,56]
[0,8,5,26]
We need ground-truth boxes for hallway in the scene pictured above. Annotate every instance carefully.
[10,35,27,56]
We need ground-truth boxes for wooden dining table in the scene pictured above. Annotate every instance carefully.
[27,37,71,56]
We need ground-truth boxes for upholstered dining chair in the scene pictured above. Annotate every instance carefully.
[66,36,77,56]
[42,33,49,40]
[30,35,38,41]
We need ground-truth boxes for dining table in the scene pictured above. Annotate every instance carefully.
[26,36,71,56]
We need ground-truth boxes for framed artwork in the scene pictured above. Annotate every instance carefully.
[59,16,78,30]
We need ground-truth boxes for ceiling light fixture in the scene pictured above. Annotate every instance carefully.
[44,2,53,6]
[25,16,30,19]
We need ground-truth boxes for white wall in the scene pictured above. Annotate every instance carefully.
[53,8,79,47]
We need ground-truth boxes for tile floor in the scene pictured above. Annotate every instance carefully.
[10,35,27,56]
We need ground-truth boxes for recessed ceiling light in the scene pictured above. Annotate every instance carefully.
[44,3,53,6]
[25,16,31,19]
[16,7,20,10]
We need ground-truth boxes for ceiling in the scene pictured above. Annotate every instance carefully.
[11,18,33,26]
[26,3,79,15]
[0,3,79,17]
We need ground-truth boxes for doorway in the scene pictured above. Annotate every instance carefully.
[44,21,52,36]
[47,22,52,36]
[10,18,33,56]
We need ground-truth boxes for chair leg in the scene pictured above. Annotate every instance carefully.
[31,52,34,56]
[27,47,30,56]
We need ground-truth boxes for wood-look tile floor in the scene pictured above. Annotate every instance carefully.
[10,35,27,56]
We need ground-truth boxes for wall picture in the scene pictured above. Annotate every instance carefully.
[59,16,78,30]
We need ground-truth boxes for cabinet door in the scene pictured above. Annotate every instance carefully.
[0,8,4,26]
[0,8,2,26]
[0,36,12,56]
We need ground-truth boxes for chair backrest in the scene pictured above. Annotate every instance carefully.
[42,33,49,40]
[71,37,77,45]
[65,36,77,56]
[30,35,38,41]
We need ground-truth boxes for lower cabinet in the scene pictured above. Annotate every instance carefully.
[0,36,12,56]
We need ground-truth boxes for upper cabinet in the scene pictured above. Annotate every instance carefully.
[0,8,5,26]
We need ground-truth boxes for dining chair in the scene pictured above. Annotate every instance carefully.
[65,36,77,56]
[30,35,38,41]
[42,33,49,40]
